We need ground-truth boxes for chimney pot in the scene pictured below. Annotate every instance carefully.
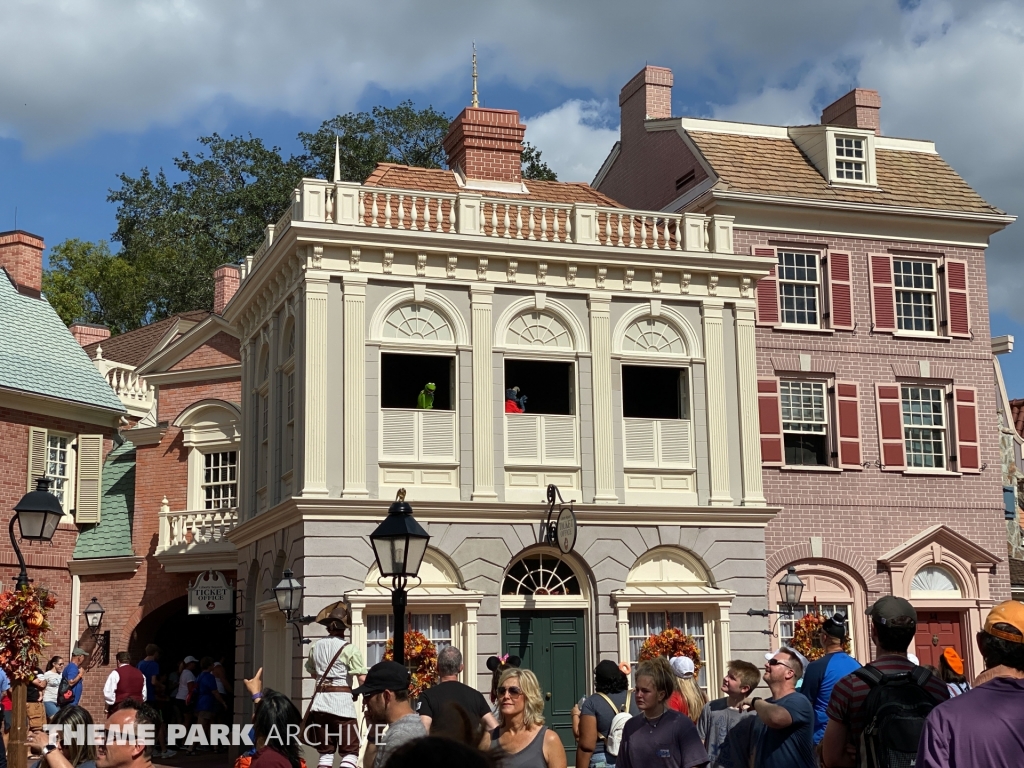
[70,323,110,347]
[0,230,44,298]
[443,107,526,184]
[213,264,241,314]
[821,88,881,135]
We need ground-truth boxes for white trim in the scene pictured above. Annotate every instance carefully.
[0,387,124,424]
[611,304,702,358]
[367,287,469,346]
[674,117,791,139]
[68,556,144,576]
[590,141,620,189]
[70,574,81,657]
[499,547,592,608]
[493,295,589,353]
[141,364,242,385]
[156,549,237,573]
[135,314,239,376]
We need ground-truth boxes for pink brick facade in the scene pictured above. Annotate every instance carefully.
[0,230,44,297]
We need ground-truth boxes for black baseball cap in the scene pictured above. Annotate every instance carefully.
[866,596,917,625]
[352,661,410,698]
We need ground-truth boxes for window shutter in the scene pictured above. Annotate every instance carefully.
[757,378,784,466]
[875,384,906,471]
[826,252,854,330]
[834,382,862,470]
[869,254,896,332]
[953,387,980,473]
[753,246,779,327]
[75,434,104,523]
[943,259,971,338]
[27,427,48,492]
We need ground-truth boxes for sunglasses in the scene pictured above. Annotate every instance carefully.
[766,659,792,670]
[497,686,523,698]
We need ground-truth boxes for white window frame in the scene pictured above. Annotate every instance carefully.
[834,137,866,182]
[777,251,822,328]
[825,128,876,187]
[779,379,831,467]
[893,259,939,336]
[626,608,711,691]
[901,384,948,470]
[201,450,238,510]
[178,403,243,512]
[45,432,77,513]
[778,603,855,656]
[364,611,453,667]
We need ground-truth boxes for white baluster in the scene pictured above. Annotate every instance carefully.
[640,216,648,248]
[676,216,685,250]
[383,193,392,228]
[536,207,545,241]
[516,206,524,239]
[358,190,366,224]
[397,194,406,229]
[490,202,497,236]
[503,205,510,237]
[616,213,623,246]
[325,188,334,223]
[564,209,571,243]
[371,193,379,227]
[447,199,455,232]
[424,196,432,231]
[409,195,418,231]
[604,212,611,245]
[528,206,536,240]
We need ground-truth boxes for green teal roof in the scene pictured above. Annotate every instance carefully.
[0,273,125,412]
[73,440,135,559]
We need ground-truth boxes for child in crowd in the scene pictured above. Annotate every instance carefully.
[696,660,761,768]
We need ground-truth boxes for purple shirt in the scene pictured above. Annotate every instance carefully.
[918,676,1024,768]
[617,708,710,768]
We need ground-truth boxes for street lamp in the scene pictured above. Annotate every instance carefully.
[368,489,429,665]
[273,569,315,644]
[746,567,806,636]
[11,478,64,589]
[84,597,105,637]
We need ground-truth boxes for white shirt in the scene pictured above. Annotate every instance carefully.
[176,668,196,700]
[304,636,366,719]
[42,671,61,704]
[102,665,148,706]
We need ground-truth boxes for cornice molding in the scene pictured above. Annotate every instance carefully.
[0,387,124,427]
[69,556,144,576]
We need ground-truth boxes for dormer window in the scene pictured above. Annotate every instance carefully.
[835,137,865,181]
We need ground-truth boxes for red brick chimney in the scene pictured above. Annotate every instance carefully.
[70,323,110,347]
[619,66,674,140]
[443,107,526,184]
[821,88,881,135]
[213,264,241,314]
[0,230,44,298]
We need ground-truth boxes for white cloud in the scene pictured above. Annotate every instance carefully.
[523,100,618,183]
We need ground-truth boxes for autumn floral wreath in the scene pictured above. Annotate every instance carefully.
[0,586,57,682]
[638,627,703,673]
[790,612,852,662]
[384,629,438,698]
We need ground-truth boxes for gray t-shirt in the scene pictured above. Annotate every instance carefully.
[374,713,427,768]
[696,698,754,768]
[580,690,641,758]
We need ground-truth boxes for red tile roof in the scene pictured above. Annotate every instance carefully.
[1010,399,1024,439]
[83,311,210,367]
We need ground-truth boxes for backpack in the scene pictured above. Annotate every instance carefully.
[57,675,75,707]
[596,690,632,757]
[856,665,938,768]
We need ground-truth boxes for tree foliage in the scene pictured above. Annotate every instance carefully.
[521,142,558,181]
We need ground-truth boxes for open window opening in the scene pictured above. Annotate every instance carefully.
[780,380,829,466]
[381,353,454,410]
[504,359,575,415]
[622,366,689,420]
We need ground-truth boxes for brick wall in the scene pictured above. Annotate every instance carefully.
[169,332,240,372]
[443,107,526,184]
[0,230,44,298]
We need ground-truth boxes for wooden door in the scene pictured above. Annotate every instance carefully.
[502,610,585,759]
[914,611,962,668]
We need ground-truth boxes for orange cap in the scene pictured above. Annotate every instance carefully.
[941,647,964,675]
[984,600,1024,644]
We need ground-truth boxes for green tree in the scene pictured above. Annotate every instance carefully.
[521,142,558,181]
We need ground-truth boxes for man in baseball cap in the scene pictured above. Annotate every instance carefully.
[354,662,426,768]
[918,601,1024,767]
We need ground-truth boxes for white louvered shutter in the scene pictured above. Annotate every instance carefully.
[624,420,656,465]
[75,434,104,523]
[659,420,691,466]
[381,411,416,459]
[506,415,540,463]
[420,411,456,462]
[27,427,47,491]
[543,416,577,463]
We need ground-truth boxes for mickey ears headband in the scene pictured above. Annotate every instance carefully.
[486,654,522,672]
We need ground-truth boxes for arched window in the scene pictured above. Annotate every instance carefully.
[383,303,453,342]
[506,311,573,349]
[623,317,686,355]
[911,566,962,597]
[502,553,581,596]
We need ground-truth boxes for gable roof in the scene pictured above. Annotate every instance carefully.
[364,163,624,207]
[83,311,210,367]
[0,272,125,413]
[682,128,1002,216]
[136,314,240,376]
[1009,399,1024,439]
[73,439,136,559]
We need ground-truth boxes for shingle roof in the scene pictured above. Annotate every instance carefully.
[83,311,210,367]
[1010,558,1024,588]
[73,440,135,559]
[1009,399,1024,439]
[0,273,124,412]
[685,131,1002,215]
[364,164,624,207]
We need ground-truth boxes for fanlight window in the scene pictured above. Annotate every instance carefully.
[502,554,581,596]
[911,566,962,597]
[507,311,572,349]
[623,318,685,355]
[383,303,453,342]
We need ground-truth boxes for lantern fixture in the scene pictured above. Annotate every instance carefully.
[84,597,105,633]
[10,477,66,590]
[778,566,806,608]
[273,569,315,645]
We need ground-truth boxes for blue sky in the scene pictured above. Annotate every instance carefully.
[3,0,1024,393]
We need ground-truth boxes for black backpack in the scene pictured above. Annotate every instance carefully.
[856,665,937,768]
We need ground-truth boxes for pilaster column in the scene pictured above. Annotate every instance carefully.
[702,301,733,505]
[302,274,329,497]
[470,285,497,499]
[735,304,766,505]
[589,293,617,502]
[343,274,369,497]
[616,605,630,663]
[239,342,253,516]
[464,605,479,686]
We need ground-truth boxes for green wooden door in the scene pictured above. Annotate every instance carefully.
[501,610,585,758]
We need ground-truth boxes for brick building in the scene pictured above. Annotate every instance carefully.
[0,231,125,657]
[595,66,1016,674]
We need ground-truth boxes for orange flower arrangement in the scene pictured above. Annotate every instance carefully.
[383,630,438,698]
[0,585,57,682]
[638,627,703,673]
[790,613,851,661]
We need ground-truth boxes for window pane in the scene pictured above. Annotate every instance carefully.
[902,387,946,468]
[203,451,238,509]
[777,253,819,326]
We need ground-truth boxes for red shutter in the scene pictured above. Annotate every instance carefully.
[835,381,862,470]
[953,386,980,473]
[826,252,854,330]
[943,259,971,338]
[758,378,784,466]
[875,384,906,470]
[753,246,779,327]
[869,254,896,332]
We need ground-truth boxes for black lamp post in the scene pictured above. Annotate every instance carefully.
[747,566,806,636]
[11,478,65,590]
[273,569,315,645]
[368,490,429,666]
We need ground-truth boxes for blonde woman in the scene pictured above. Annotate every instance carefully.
[668,656,707,723]
[491,668,567,768]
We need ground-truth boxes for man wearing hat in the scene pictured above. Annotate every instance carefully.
[799,613,860,745]
[821,596,949,768]
[304,602,367,768]
[353,661,427,768]
[917,600,1024,767]
[63,647,88,706]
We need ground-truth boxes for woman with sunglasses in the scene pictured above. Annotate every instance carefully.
[490,668,567,768]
